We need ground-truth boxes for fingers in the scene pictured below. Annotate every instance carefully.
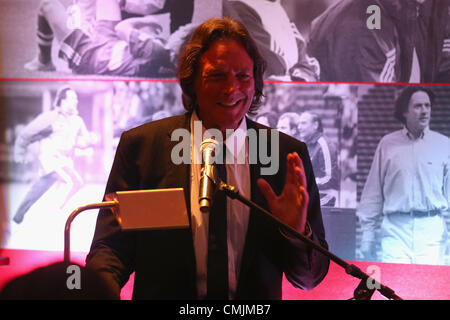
[299,184,309,208]
[258,152,309,206]
[287,152,307,190]
[287,152,309,211]
[257,178,277,203]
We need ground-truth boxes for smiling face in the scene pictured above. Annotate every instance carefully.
[404,90,431,137]
[194,39,255,134]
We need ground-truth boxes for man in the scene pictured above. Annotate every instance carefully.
[308,0,450,83]
[86,17,329,300]
[223,0,320,81]
[276,112,301,140]
[13,86,94,224]
[24,0,191,77]
[357,87,450,264]
[297,111,339,207]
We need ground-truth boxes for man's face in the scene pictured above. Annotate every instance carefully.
[404,90,431,135]
[60,90,79,116]
[277,117,294,136]
[194,39,255,134]
[297,112,316,141]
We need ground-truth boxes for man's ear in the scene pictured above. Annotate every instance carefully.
[313,120,319,131]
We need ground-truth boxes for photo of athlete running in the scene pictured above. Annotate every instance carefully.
[12,85,97,225]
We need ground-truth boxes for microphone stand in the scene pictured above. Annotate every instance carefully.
[64,200,118,264]
[217,180,402,300]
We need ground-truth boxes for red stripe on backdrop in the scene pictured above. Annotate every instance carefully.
[1,249,449,300]
[3,77,450,87]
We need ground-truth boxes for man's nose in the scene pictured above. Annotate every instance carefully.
[223,76,239,95]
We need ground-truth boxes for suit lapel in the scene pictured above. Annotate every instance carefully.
[236,119,266,296]
[162,114,192,223]
[162,114,198,297]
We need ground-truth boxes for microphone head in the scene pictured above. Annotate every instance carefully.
[200,138,220,165]
[200,138,219,154]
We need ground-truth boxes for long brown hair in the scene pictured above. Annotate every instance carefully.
[177,17,266,115]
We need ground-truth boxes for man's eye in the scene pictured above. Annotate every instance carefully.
[206,73,226,80]
[414,104,431,109]
[238,73,251,80]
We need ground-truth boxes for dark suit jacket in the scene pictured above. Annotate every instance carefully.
[86,114,329,299]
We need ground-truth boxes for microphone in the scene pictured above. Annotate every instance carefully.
[199,138,220,213]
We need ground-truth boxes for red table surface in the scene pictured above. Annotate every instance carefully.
[1,249,449,300]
